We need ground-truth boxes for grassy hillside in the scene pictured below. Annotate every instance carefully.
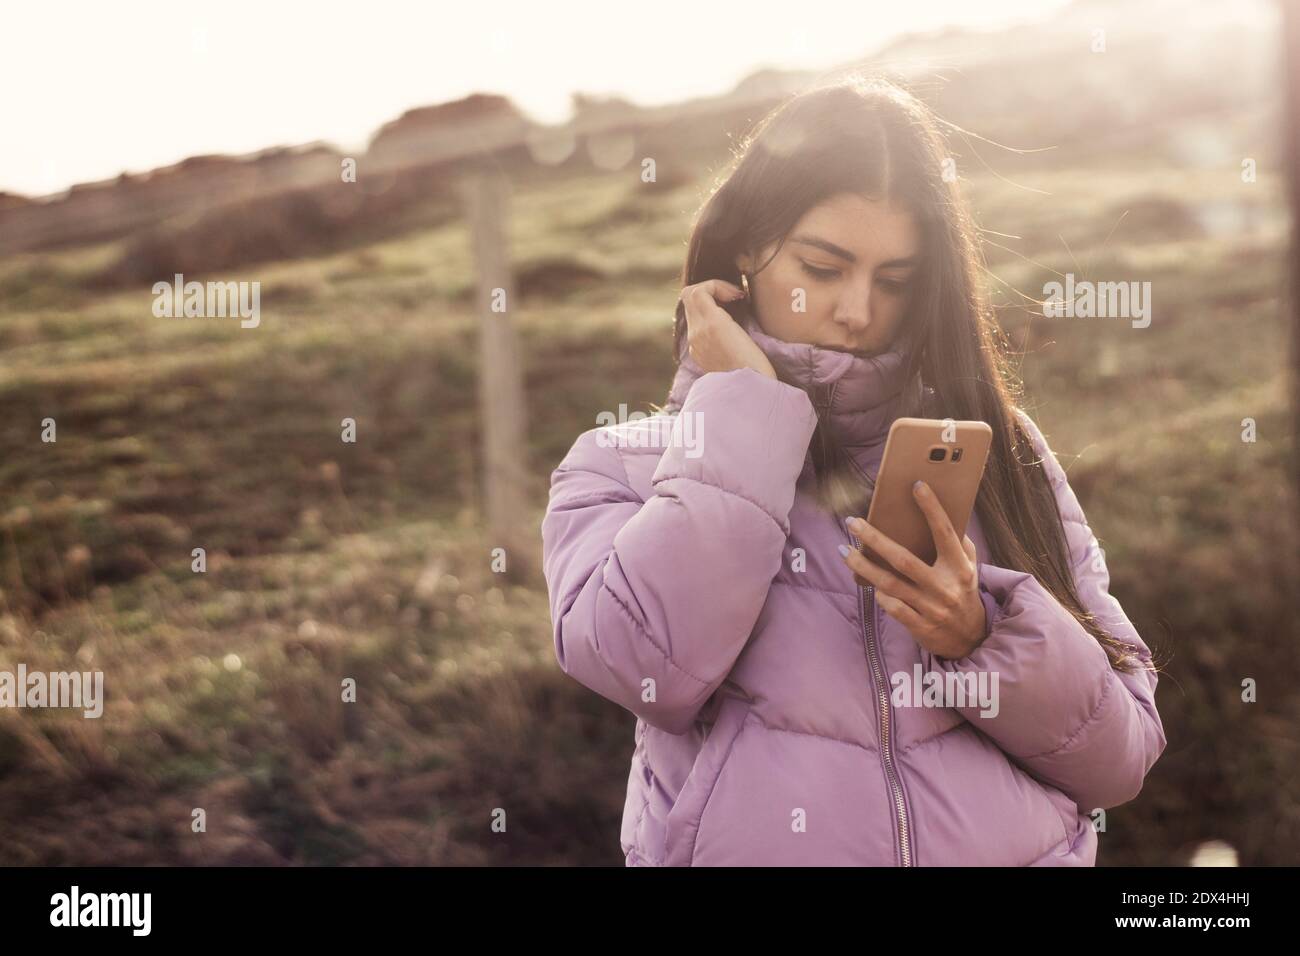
[0,143,1295,864]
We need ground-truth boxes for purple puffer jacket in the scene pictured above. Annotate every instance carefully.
[541,313,1166,866]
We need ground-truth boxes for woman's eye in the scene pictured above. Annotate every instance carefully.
[878,277,911,293]
[800,262,840,281]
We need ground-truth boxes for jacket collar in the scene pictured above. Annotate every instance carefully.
[665,305,923,457]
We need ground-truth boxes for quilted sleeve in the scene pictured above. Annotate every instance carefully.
[918,408,1166,812]
[541,367,818,735]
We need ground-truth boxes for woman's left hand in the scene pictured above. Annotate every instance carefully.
[840,480,987,660]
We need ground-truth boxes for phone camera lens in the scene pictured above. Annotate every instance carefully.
[929,447,946,462]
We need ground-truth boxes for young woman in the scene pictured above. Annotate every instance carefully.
[540,78,1166,866]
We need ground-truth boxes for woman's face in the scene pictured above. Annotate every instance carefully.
[737,192,921,356]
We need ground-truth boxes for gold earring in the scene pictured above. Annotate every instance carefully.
[740,272,751,297]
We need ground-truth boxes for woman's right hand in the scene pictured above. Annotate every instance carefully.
[678,280,777,379]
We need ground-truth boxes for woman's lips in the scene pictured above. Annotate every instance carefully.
[820,340,872,355]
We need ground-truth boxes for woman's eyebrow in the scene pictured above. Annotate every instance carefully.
[791,234,917,269]
[792,234,856,262]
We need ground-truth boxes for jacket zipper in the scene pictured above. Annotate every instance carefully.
[832,408,914,867]
[842,522,914,866]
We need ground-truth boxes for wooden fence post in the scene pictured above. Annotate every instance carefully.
[1284,0,1300,574]
[459,168,530,572]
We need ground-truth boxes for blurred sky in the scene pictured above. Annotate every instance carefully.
[1,0,1073,197]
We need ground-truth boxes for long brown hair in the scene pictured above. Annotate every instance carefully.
[671,76,1152,674]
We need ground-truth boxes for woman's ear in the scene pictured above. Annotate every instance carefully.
[734,251,753,276]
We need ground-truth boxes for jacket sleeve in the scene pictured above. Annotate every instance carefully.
[918,408,1166,813]
[541,368,819,735]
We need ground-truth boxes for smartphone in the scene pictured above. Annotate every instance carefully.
[861,417,993,579]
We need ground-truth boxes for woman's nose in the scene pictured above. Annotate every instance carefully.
[833,283,873,333]
[834,309,870,333]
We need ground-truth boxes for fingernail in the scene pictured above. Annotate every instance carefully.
[913,480,925,494]
[844,516,859,533]
[837,544,851,558]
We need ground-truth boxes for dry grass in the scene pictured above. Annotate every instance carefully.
[0,136,1295,865]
